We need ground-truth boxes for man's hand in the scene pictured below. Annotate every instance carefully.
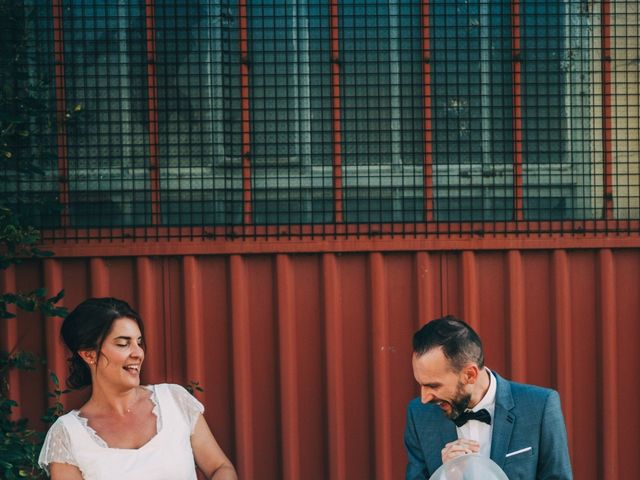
[441,438,480,464]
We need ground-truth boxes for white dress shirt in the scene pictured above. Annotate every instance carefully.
[455,368,497,458]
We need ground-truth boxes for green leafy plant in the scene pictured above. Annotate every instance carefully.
[0,358,68,479]
[1,0,68,478]
[42,373,71,428]
[185,380,205,397]
[0,104,66,478]
[0,247,67,480]
[0,351,39,478]
[0,229,67,480]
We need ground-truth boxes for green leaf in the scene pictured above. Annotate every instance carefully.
[49,307,68,317]
[50,289,65,303]
[15,298,35,311]
[32,287,46,297]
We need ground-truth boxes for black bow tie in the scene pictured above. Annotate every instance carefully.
[453,408,492,427]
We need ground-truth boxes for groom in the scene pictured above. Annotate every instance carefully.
[404,316,572,479]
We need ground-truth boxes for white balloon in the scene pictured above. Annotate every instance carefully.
[429,453,509,480]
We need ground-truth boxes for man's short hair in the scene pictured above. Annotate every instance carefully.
[412,315,484,371]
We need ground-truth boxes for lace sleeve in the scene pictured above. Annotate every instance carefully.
[167,384,205,433]
[38,418,79,475]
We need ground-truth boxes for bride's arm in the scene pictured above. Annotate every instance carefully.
[50,462,84,480]
[191,414,238,480]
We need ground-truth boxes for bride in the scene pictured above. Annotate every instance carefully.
[38,297,237,480]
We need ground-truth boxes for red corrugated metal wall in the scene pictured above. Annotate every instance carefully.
[2,247,639,479]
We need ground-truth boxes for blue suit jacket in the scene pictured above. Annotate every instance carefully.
[404,372,572,479]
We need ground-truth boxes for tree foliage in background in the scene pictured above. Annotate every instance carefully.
[1,1,67,478]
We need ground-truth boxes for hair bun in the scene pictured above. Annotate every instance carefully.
[66,352,92,389]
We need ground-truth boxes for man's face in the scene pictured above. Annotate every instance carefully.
[412,347,471,420]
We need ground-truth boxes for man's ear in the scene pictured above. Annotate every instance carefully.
[78,350,97,365]
[462,364,480,384]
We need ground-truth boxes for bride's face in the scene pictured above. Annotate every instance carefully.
[94,317,145,388]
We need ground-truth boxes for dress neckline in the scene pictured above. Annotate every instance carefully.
[71,385,161,451]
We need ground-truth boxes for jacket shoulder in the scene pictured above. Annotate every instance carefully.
[507,379,557,398]
[501,377,560,415]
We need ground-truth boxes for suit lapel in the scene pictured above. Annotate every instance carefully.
[490,373,515,469]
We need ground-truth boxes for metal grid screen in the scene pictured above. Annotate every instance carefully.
[2,0,639,241]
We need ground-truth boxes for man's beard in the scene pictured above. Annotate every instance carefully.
[442,382,472,420]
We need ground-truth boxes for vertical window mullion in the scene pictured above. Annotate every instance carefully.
[511,0,524,221]
[389,0,401,224]
[479,1,492,168]
[52,0,70,233]
[145,0,161,231]
[239,0,252,228]
[330,0,343,225]
[421,0,434,222]
[389,0,402,169]
[601,0,613,221]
